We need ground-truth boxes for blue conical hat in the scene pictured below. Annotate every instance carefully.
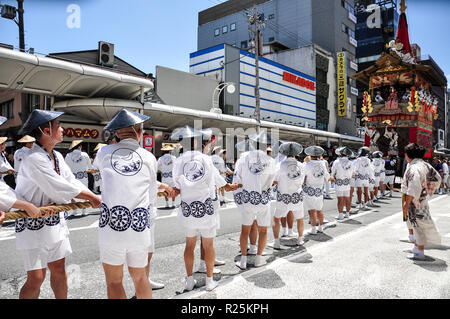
[304,145,325,157]
[170,125,203,140]
[0,116,7,126]
[279,141,303,157]
[18,110,64,135]
[104,109,149,131]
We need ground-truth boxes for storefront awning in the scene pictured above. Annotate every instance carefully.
[53,98,364,147]
[0,47,153,99]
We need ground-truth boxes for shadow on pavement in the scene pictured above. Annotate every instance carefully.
[246,269,286,289]
[412,256,448,272]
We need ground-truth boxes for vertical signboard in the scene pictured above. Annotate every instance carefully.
[337,52,347,117]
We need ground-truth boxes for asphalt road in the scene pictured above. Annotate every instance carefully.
[0,189,449,299]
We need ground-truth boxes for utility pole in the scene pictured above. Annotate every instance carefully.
[17,0,25,52]
[247,5,265,130]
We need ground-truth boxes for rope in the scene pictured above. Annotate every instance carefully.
[86,169,100,174]
[4,192,169,221]
[0,171,14,175]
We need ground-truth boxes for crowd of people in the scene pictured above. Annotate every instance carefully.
[0,110,446,299]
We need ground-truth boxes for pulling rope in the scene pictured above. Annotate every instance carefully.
[3,192,170,222]
[0,171,14,175]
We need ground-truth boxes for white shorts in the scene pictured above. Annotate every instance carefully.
[274,208,304,219]
[100,245,149,268]
[240,206,271,227]
[355,179,370,188]
[335,189,350,197]
[349,178,355,187]
[304,195,324,212]
[444,175,449,184]
[184,226,217,238]
[379,174,385,183]
[385,175,395,185]
[21,237,72,272]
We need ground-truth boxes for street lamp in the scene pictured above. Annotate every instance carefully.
[211,82,236,114]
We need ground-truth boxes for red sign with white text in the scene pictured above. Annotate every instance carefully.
[282,72,315,91]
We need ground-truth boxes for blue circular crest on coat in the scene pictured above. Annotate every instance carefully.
[15,218,26,233]
[183,160,205,182]
[190,201,206,218]
[26,217,45,231]
[181,202,191,217]
[131,208,149,232]
[306,187,315,197]
[111,148,143,176]
[336,179,342,186]
[99,203,110,228]
[247,156,268,175]
[94,174,100,181]
[314,188,322,197]
[287,164,302,180]
[44,213,61,226]
[109,206,132,231]
[261,190,269,204]
[249,191,262,205]
[205,200,214,216]
[282,193,291,204]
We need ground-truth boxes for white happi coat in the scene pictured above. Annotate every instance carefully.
[371,158,384,184]
[157,153,176,186]
[15,144,86,250]
[94,138,159,250]
[274,158,305,212]
[173,150,226,230]
[91,156,102,192]
[354,156,375,186]
[0,151,13,184]
[401,158,441,246]
[303,160,330,200]
[65,149,92,188]
[13,147,31,180]
[233,150,276,212]
[331,157,355,192]
[0,181,17,212]
[211,154,227,176]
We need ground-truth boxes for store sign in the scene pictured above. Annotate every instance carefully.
[61,123,104,143]
[351,87,358,96]
[349,36,357,47]
[282,72,315,91]
[144,135,153,148]
[350,61,358,71]
[348,12,357,24]
[337,52,347,117]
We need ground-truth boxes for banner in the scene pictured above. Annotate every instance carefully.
[337,52,347,117]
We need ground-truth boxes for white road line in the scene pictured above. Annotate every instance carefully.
[175,195,448,299]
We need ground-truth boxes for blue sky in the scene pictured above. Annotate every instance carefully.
[0,0,449,82]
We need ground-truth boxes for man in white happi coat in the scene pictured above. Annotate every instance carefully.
[14,135,35,181]
[172,126,236,292]
[354,147,375,209]
[15,110,101,299]
[65,140,93,216]
[0,136,14,185]
[371,151,384,200]
[233,131,276,270]
[442,158,449,193]
[303,146,330,234]
[331,146,355,220]
[384,155,397,197]
[91,143,106,194]
[157,145,177,208]
[94,109,174,299]
[272,142,306,247]
[402,143,442,260]
[211,147,233,207]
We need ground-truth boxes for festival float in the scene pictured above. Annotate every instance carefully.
[353,0,444,160]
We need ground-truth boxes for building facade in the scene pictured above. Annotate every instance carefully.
[197,0,358,135]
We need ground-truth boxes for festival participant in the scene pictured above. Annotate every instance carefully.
[0,134,14,185]
[94,109,174,299]
[272,142,305,248]
[322,153,332,200]
[157,145,177,208]
[14,135,35,181]
[349,151,358,207]
[211,147,233,207]
[234,131,276,270]
[331,146,355,220]
[371,151,384,200]
[15,109,101,299]
[402,143,442,260]
[384,155,397,197]
[378,154,387,199]
[303,146,330,234]
[354,147,374,209]
[91,143,106,194]
[65,140,93,216]
[443,158,449,193]
[171,126,236,292]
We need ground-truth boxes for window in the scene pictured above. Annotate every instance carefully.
[222,25,228,34]
[341,23,347,33]
[230,23,236,31]
[214,28,220,37]
[0,100,14,119]
[241,40,248,49]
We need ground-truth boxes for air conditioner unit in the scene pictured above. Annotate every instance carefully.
[98,41,114,67]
